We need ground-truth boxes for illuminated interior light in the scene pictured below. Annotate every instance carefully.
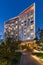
[8,29,11,32]
[21,20,24,22]
[31,25,34,29]
[16,21,18,24]
[26,37,30,40]
[21,23,24,26]
[30,15,33,18]
[16,26,18,28]
[31,33,34,35]
[16,34,18,36]
[27,30,30,32]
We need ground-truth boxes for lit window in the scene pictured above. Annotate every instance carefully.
[9,27,11,29]
[27,30,30,32]
[31,33,34,35]
[11,24,14,26]
[30,10,34,15]
[21,20,24,22]
[14,27,16,30]
[26,37,30,40]
[10,28,12,30]
[24,33,26,35]
[28,16,31,19]
[19,26,21,29]
[16,21,18,24]
[30,25,34,29]
[21,23,24,26]
[9,27,12,30]
[16,34,18,36]
[30,15,33,18]
[8,29,11,32]
[16,26,18,28]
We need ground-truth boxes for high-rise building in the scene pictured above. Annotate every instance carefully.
[4,3,35,44]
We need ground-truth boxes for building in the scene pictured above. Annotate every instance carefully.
[4,3,35,44]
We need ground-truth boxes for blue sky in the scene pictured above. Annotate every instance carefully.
[0,0,43,39]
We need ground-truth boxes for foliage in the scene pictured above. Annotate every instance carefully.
[0,36,22,65]
[34,28,43,50]
[33,53,43,59]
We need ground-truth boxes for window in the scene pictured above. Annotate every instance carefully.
[28,19,30,21]
[27,30,30,33]
[24,21,26,23]
[16,21,18,24]
[27,13,30,17]
[26,37,30,40]
[18,21,21,25]
[27,21,29,27]
[31,32,34,35]
[24,21,26,26]
[30,24,34,29]
[30,29,34,31]
[16,25,18,29]
[30,10,34,15]
[24,23,26,26]
[21,23,24,26]
[16,34,18,36]
[11,32,14,35]
[14,27,16,30]
[21,20,24,23]
[31,17,33,20]
[27,32,30,37]
[31,36,34,39]
[31,20,34,24]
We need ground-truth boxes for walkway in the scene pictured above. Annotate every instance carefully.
[20,51,43,65]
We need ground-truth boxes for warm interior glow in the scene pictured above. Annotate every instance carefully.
[28,14,33,19]
[16,26,18,28]
[30,24,34,29]
[26,37,30,40]
[30,14,34,18]
[21,20,24,22]
[16,34,18,36]
[20,5,34,17]
[19,26,21,29]
[31,33,34,35]
[8,29,11,32]
[27,30,30,32]
[16,21,18,24]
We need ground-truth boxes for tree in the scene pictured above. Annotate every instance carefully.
[35,27,43,50]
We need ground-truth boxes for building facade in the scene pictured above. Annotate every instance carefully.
[4,3,35,43]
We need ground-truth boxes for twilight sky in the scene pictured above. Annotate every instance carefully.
[0,0,43,39]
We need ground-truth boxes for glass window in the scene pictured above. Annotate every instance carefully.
[27,32,30,37]
[31,20,34,24]
[18,21,21,25]
[30,10,34,15]
[24,21,26,26]
[30,28,34,31]
[27,13,30,17]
